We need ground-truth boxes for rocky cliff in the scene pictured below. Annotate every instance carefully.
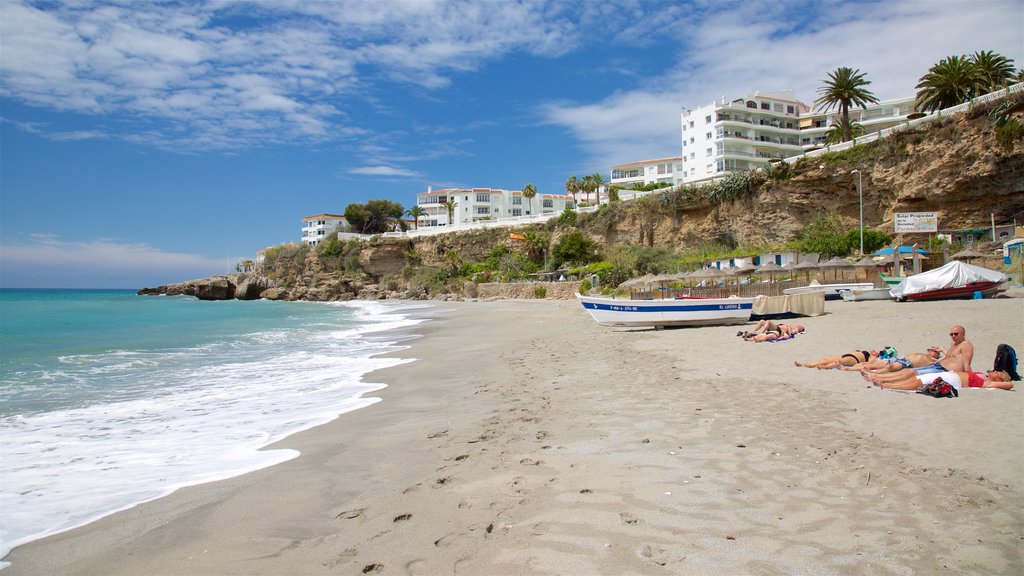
[141,97,1023,302]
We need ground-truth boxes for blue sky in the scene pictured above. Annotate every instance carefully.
[1,0,1022,288]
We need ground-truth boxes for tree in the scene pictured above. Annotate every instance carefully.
[522,183,537,215]
[443,198,458,227]
[590,172,605,204]
[824,118,865,145]
[565,175,579,206]
[344,199,404,234]
[814,67,880,142]
[579,175,594,204]
[405,205,426,230]
[969,50,1017,93]
[914,55,979,112]
[551,230,597,268]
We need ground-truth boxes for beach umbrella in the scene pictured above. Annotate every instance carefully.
[792,259,820,283]
[820,256,854,280]
[951,247,986,261]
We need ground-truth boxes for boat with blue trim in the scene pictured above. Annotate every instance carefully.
[576,293,754,328]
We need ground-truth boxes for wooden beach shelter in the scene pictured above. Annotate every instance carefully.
[853,256,878,281]
[820,256,855,281]
[951,247,986,261]
[758,261,783,294]
[791,259,821,283]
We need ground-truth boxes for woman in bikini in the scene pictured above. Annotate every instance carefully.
[794,349,877,369]
[869,369,1013,390]
[741,321,805,342]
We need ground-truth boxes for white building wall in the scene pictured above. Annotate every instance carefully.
[415,187,574,229]
[610,157,683,188]
[301,215,347,246]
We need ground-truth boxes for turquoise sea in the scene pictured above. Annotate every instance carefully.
[0,289,429,563]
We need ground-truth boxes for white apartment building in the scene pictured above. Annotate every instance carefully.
[301,213,347,246]
[415,187,575,228]
[799,96,917,148]
[681,91,808,184]
[677,91,920,185]
[610,157,683,188]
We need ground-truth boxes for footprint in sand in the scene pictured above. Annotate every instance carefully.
[336,508,365,520]
[362,563,383,573]
[620,512,639,525]
[393,513,413,523]
[427,429,448,439]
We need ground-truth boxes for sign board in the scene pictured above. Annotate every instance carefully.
[894,212,938,233]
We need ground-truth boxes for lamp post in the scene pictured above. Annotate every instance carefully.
[850,169,863,256]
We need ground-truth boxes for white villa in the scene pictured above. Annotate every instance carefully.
[301,213,347,246]
[609,157,683,188]
[413,186,575,229]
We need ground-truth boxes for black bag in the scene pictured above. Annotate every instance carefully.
[917,377,958,398]
[993,344,1020,381]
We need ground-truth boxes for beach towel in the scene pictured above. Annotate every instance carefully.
[917,377,958,398]
[767,333,798,343]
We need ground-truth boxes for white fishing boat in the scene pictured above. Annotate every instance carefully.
[783,281,874,301]
[576,293,754,328]
[839,287,895,301]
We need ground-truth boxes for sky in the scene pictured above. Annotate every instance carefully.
[1,0,1022,288]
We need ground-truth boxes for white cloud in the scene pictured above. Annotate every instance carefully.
[0,236,226,288]
[348,165,424,178]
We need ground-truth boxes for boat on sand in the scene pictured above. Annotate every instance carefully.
[839,287,894,301]
[576,294,754,328]
[890,261,1007,301]
[783,281,874,301]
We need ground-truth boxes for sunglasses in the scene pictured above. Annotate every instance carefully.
[950,332,962,336]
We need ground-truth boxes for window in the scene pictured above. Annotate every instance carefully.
[706,132,712,139]
[787,105,795,114]
[706,164,714,173]
[716,160,723,171]
[657,164,667,175]
[510,208,522,216]
[512,196,522,205]
[706,147,713,157]
[689,121,694,128]
[705,115,712,123]
[475,206,489,215]
[542,199,553,208]
[773,103,784,112]
[690,168,695,176]
[760,102,770,110]
[689,137,695,144]
[746,101,756,108]
[690,152,695,159]
[476,193,490,202]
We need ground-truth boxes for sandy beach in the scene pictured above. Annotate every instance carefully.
[6,296,1024,575]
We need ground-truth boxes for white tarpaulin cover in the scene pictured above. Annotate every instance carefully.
[889,260,1007,298]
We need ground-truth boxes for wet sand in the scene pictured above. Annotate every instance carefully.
[6,297,1024,574]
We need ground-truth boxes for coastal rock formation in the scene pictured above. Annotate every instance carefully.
[143,101,1022,303]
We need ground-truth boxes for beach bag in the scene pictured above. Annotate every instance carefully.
[917,377,958,398]
[993,344,1020,381]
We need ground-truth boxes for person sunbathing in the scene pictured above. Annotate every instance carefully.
[795,349,879,369]
[868,369,1013,391]
[850,348,942,373]
[741,321,805,342]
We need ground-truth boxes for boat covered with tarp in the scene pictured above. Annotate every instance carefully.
[890,261,1007,301]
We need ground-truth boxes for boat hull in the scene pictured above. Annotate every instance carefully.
[901,281,1005,301]
[783,283,874,301]
[576,294,753,327]
[839,288,894,301]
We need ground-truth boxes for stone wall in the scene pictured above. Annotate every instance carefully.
[476,281,579,300]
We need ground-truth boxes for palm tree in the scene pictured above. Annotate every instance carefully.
[565,175,579,206]
[969,50,1017,94]
[405,205,425,230]
[522,183,537,215]
[443,198,458,227]
[914,55,979,113]
[579,175,594,205]
[590,172,605,204]
[1015,69,1024,84]
[814,67,880,142]
[824,118,865,145]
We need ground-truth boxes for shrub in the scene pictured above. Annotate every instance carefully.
[552,230,597,268]
[533,286,547,299]
[557,208,578,227]
[579,278,592,293]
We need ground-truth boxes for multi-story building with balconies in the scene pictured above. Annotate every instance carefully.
[414,187,574,228]
[301,213,347,246]
[680,91,809,184]
[610,157,683,188]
